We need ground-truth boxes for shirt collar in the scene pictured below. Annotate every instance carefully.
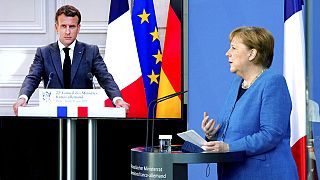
[58,40,76,51]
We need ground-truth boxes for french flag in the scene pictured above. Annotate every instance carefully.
[57,106,88,118]
[284,0,307,179]
[104,0,148,118]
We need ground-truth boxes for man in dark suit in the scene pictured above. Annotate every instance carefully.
[13,5,130,115]
[7,5,130,180]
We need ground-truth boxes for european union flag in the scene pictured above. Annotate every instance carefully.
[132,0,162,118]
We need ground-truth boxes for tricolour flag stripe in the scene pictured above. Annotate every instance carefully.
[78,107,88,118]
[108,0,128,24]
[284,0,307,179]
[57,106,67,117]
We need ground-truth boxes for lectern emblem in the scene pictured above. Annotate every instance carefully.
[42,91,52,102]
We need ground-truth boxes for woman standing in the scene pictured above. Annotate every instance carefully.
[201,26,298,179]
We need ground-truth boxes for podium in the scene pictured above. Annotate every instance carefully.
[18,89,126,180]
[131,146,245,180]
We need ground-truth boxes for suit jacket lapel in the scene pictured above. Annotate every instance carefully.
[224,78,241,121]
[50,42,64,86]
[220,78,241,139]
[71,41,84,85]
[230,78,241,107]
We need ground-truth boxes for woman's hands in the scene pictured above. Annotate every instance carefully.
[202,141,229,153]
[201,112,229,152]
[201,112,221,140]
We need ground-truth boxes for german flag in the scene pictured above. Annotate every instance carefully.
[156,0,182,118]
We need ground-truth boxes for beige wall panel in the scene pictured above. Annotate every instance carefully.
[0,0,172,116]
[0,0,46,33]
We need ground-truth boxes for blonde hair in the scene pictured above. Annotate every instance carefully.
[229,26,274,68]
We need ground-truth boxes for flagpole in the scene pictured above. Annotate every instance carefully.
[305,0,314,178]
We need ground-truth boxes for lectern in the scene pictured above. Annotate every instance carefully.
[131,146,245,180]
[18,89,126,180]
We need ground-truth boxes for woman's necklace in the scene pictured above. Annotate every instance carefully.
[241,69,266,89]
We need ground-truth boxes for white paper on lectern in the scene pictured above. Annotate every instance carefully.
[177,130,207,150]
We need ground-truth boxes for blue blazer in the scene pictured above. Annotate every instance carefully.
[216,70,298,179]
[19,41,121,101]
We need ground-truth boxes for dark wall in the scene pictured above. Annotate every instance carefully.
[1,118,60,180]
[0,116,187,180]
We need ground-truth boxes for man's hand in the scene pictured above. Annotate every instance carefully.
[13,98,27,116]
[115,99,130,113]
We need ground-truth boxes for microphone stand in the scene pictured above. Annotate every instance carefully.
[87,72,96,89]
[87,72,97,180]
[45,72,54,89]
[146,99,156,152]
[145,90,188,152]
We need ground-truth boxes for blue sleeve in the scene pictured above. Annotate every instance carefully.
[19,47,44,99]
[181,141,204,153]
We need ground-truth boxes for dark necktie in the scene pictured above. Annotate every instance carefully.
[63,47,71,89]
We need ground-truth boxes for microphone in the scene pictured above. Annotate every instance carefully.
[45,72,54,89]
[145,90,188,152]
[87,72,96,89]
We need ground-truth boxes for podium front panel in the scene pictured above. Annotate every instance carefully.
[131,146,245,180]
[131,147,187,180]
